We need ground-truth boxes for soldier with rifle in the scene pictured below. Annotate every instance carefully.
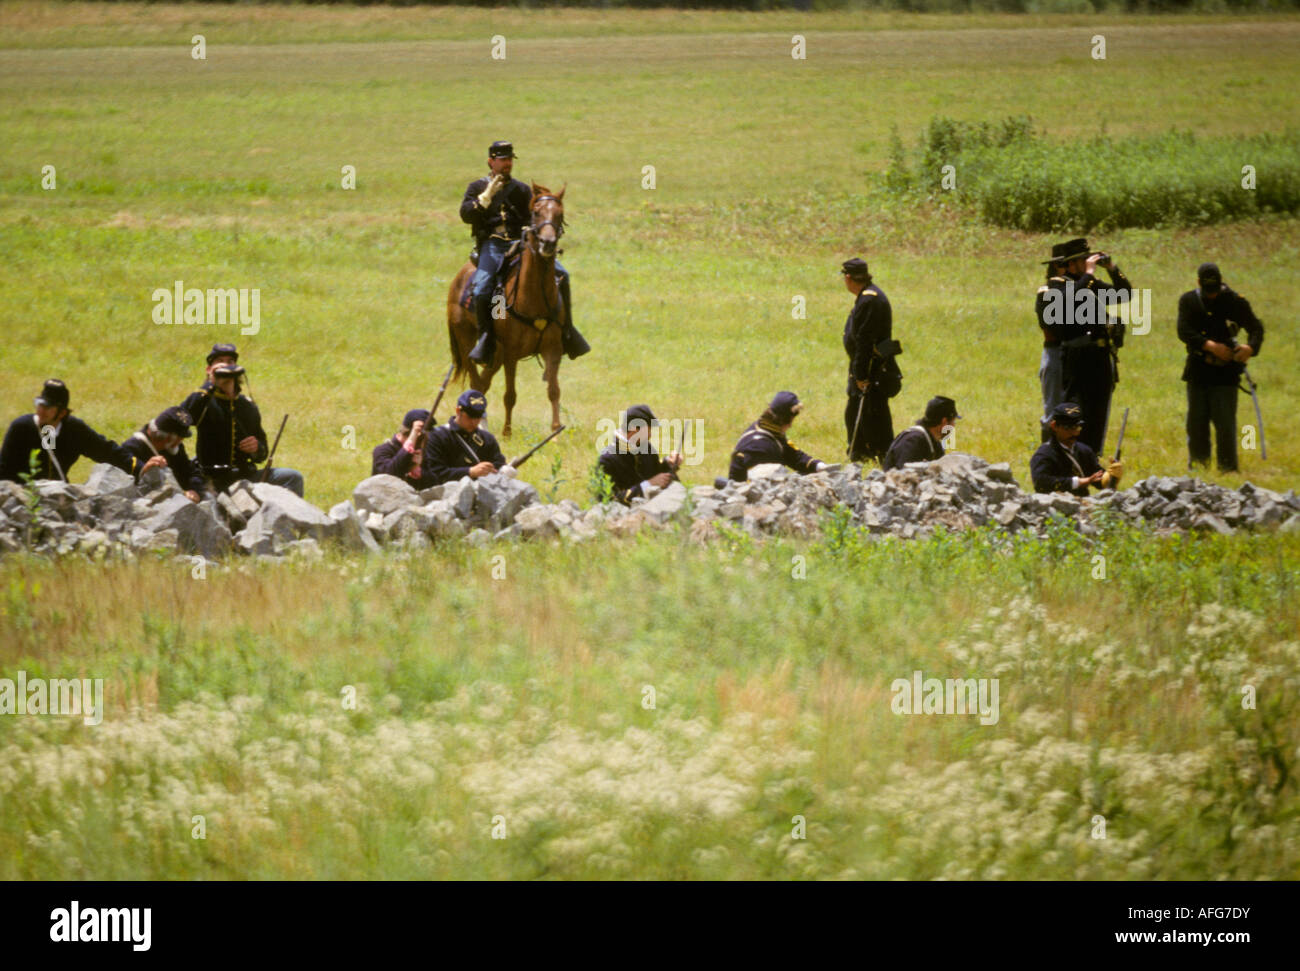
[421,389,513,485]
[179,343,304,497]
[1031,402,1124,498]
[1176,263,1265,472]
[372,364,457,486]
[597,404,682,505]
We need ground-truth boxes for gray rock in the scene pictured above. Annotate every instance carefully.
[464,528,492,547]
[137,466,181,502]
[641,481,687,522]
[1191,513,1233,535]
[227,483,261,520]
[474,474,537,526]
[216,491,248,531]
[420,500,465,539]
[131,527,179,553]
[282,538,323,560]
[85,463,137,496]
[514,505,560,538]
[352,475,419,517]
[252,484,336,541]
[328,502,382,553]
[142,494,233,558]
[235,510,275,556]
[985,462,1016,484]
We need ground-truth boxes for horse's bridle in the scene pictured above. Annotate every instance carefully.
[522,194,564,259]
[507,193,565,323]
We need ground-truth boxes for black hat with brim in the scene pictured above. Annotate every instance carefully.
[840,257,870,281]
[488,141,517,159]
[35,378,70,410]
[1042,238,1090,265]
[403,409,430,429]
[207,343,239,364]
[768,391,803,424]
[623,404,658,430]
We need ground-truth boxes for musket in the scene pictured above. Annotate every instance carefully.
[1239,367,1267,460]
[507,425,566,471]
[1111,407,1129,463]
[414,363,457,449]
[260,414,289,483]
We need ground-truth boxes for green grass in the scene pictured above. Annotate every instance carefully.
[0,3,1298,880]
[2,11,1298,505]
[889,116,1300,229]
[2,521,1298,879]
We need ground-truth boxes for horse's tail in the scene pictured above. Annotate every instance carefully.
[450,313,468,385]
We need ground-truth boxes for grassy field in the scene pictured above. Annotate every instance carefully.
[1,4,1298,880]
[4,522,1299,879]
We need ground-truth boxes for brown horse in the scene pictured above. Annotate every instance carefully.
[447,183,566,437]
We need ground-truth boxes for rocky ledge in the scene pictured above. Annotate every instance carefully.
[1,455,1297,560]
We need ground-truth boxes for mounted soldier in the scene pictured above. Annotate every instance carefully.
[460,140,589,364]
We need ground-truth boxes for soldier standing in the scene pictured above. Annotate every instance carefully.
[1038,238,1133,455]
[841,257,899,463]
[1176,263,1264,473]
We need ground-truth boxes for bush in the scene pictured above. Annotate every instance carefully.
[886,116,1300,231]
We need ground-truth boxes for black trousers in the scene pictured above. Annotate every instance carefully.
[1062,343,1114,455]
[845,392,893,463]
[1186,382,1240,471]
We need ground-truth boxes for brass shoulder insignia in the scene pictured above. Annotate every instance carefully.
[1036,285,1049,294]
[864,288,879,297]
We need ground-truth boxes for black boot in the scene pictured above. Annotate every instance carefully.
[557,275,589,359]
[469,294,496,364]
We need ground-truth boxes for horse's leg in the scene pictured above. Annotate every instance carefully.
[502,357,518,438]
[543,326,562,432]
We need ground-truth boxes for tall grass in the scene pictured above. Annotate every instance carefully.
[888,116,1300,230]
[2,523,1298,879]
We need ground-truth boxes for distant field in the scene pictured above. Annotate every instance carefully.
[1,4,1298,882]
[1,7,1298,504]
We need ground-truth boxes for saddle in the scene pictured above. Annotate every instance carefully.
[459,242,524,311]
